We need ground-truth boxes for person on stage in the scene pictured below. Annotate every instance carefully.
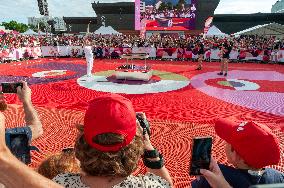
[83,40,94,77]
[218,41,232,76]
[196,41,205,70]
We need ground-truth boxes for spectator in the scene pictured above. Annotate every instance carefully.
[53,94,173,187]
[38,148,80,179]
[192,118,284,188]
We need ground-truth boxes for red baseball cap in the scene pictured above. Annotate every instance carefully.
[84,94,137,152]
[215,118,280,169]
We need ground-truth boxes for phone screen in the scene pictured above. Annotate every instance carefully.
[190,137,212,175]
[1,83,23,93]
[8,134,31,164]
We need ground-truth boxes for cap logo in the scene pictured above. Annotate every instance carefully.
[237,122,247,132]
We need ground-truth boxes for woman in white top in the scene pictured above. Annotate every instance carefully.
[53,94,173,188]
[83,40,94,77]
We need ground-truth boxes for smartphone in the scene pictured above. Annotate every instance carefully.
[5,133,32,164]
[136,113,151,136]
[1,82,23,93]
[189,137,212,175]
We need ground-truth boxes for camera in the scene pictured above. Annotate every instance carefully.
[1,82,23,93]
[5,132,39,164]
[136,113,151,136]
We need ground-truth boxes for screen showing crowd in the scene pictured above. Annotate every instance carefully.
[138,0,197,31]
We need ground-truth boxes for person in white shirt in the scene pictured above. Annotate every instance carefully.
[83,40,94,77]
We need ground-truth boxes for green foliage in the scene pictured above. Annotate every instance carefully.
[1,20,29,33]
[38,21,48,31]
[28,21,48,32]
[177,0,186,10]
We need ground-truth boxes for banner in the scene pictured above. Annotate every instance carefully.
[1,46,283,62]
[277,50,284,62]
[204,16,213,34]
[156,48,178,59]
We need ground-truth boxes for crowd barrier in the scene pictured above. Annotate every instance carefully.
[0,46,284,62]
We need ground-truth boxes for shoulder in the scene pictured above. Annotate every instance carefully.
[52,173,88,188]
[143,173,172,187]
[262,168,284,183]
[114,173,171,188]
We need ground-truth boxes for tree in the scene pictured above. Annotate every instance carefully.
[1,21,29,33]
[158,2,167,11]
[177,0,186,10]
[39,21,48,31]
[167,2,173,9]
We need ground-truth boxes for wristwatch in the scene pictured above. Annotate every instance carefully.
[144,148,159,158]
[143,152,164,169]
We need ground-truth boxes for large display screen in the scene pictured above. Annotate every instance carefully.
[135,0,197,31]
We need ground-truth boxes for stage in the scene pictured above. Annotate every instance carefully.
[0,58,283,188]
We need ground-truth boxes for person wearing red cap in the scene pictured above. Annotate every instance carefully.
[53,94,173,187]
[192,118,284,188]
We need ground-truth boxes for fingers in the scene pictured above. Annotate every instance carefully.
[16,86,22,94]
[210,157,222,174]
[20,81,28,89]
[200,168,214,178]
[0,92,4,99]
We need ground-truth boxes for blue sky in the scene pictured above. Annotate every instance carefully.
[0,0,278,24]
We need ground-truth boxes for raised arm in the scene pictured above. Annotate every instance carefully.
[138,112,173,187]
[17,81,43,141]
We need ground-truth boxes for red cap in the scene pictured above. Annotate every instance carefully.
[84,94,137,152]
[215,118,280,169]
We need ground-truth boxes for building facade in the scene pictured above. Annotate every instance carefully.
[63,17,97,33]
[272,0,284,13]
[28,16,67,32]
[213,13,284,34]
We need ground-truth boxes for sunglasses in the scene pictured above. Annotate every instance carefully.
[62,147,74,153]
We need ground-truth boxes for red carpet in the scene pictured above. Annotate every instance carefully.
[0,58,283,187]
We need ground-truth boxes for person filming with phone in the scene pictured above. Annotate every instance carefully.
[0,81,43,164]
[191,118,284,188]
[53,93,173,187]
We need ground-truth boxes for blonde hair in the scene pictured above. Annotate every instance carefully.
[38,150,81,179]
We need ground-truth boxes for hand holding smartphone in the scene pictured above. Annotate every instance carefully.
[1,82,23,93]
[136,112,151,136]
[190,137,212,176]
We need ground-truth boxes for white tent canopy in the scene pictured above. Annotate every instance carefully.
[94,26,121,35]
[205,25,228,37]
[233,23,284,38]
[22,29,38,35]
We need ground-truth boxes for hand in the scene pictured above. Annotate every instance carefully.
[16,81,31,104]
[136,112,154,150]
[0,93,7,112]
[200,157,232,188]
[0,92,3,100]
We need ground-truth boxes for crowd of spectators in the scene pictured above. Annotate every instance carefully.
[0,33,284,64]
[140,3,197,20]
